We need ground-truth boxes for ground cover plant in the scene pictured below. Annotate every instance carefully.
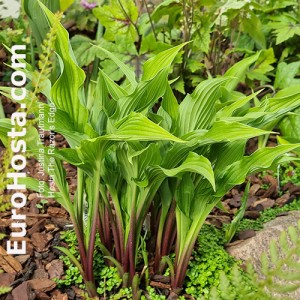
[0,0,300,299]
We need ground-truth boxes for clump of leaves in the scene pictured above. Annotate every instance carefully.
[208,220,300,299]
[278,162,300,186]
[3,2,300,299]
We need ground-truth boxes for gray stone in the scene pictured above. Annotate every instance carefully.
[226,211,300,299]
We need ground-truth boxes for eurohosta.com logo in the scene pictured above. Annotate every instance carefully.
[0,0,21,19]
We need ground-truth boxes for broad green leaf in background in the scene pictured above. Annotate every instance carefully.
[93,0,138,42]
[151,0,181,24]
[71,35,100,67]
[242,11,266,49]
[59,0,74,11]
[247,49,276,82]
[274,61,300,89]
[268,14,300,44]
[39,2,89,133]
[279,108,300,143]
[23,0,60,48]
[192,15,214,54]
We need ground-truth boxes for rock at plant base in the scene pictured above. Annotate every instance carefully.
[226,211,300,299]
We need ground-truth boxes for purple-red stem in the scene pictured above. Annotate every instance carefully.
[87,212,99,283]
[161,201,176,257]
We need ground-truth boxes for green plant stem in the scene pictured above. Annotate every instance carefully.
[86,168,101,295]
[127,185,138,282]
[107,186,125,262]
[142,0,157,41]
[76,169,84,230]
[173,201,216,288]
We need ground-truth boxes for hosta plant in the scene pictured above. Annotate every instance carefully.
[2,2,300,299]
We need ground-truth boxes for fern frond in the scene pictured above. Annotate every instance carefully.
[208,221,300,300]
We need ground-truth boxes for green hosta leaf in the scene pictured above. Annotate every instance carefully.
[217,90,263,119]
[197,121,271,145]
[39,2,88,133]
[176,175,195,246]
[176,77,229,136]
[93,44,137,89]
[142,43,188,81]
[216,144,300,196]
[93,0,138,42]
[33,103,89,148]
[111,112,183,143]
[162,121,268,172]
[114,68,169,119]
[73,113,184,172]
[147,152,215,191]
[210,141,246,176]
[225,181,250,243]
[161,83,179,123]
[176,174,194,217]
[100,69,128,100]
[274,61,300,89]
[252,84,300,128]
